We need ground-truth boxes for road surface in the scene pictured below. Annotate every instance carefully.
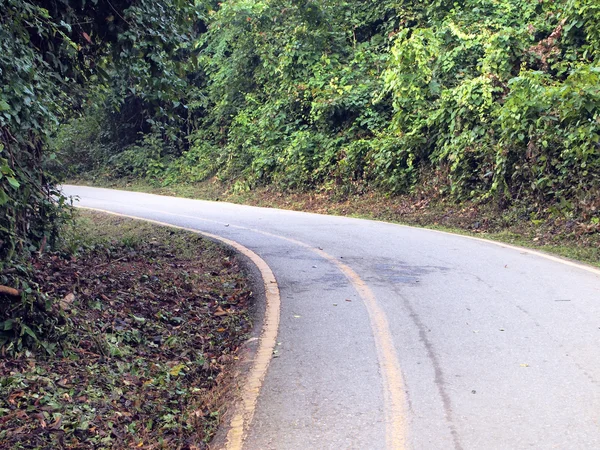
[63,185,600,450]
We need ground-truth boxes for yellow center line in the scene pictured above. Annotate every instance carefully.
[255,233,408,450]
[75,205,408,449]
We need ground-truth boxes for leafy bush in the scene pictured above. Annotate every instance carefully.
[1,0,200,354]
[50,0,600,220]
[381,0,600,214]
[109,132,169,179]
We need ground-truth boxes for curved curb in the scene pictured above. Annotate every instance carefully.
[75,207,280,450]
[76,205,408,448]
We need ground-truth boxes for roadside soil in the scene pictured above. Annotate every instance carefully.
[0,211,254,449]
[73,178,600,267]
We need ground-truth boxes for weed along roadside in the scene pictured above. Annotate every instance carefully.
[0,211,259,449]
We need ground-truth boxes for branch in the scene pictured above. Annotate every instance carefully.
[106,0,130,26]
[38,235,47,255]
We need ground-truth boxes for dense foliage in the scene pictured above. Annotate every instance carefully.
[0,0,198,353]
[383,0,600,213]
[57,0,600,223]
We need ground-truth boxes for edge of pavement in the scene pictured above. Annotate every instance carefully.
[64,185,600,278]
[74,206,281,450]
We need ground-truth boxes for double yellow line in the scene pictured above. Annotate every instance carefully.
[77,206,408,450]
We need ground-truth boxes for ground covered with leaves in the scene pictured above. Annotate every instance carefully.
[0,211,253,449]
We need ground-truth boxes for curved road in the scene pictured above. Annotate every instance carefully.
[63,186,600,450]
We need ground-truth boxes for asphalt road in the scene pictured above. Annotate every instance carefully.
[63,185,600,450]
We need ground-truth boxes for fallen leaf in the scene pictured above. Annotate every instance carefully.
[214,306,228,316]
[50,416,62,430]
[169,364,186,376]
[8,391,25,405]
[33,413,46,429]
[60,293,76,310]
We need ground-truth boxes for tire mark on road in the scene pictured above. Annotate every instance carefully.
[388,283,464,450]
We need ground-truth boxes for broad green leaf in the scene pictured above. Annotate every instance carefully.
[0,189,9,206]
[7,177,20,189]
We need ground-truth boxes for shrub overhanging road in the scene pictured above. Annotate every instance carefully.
[64,185,600,450]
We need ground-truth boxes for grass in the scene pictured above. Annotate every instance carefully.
[68,177,600,268]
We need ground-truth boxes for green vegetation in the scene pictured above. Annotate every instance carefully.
[59,0,600,221]
[1,0,599,444]
[2,0,600,356]
[1,0,198,353]
[1,211,252,448]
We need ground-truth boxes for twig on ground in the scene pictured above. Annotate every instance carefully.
[0,285,21,296]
